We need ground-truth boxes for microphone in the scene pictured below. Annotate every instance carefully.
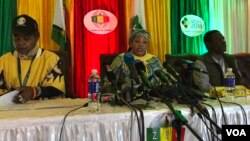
[104,65,121,104]
[117,70,125,90]
[161,70,178,84]
[124,52,140,84]
[134,61,153,89]
[154,70,172,86]
[181,60,208,74]
[105,65,133,104]
[163,62,180,78]
[181,59,194,64]
[105,65,116,83]
[192,67,208,74]
[118,84,132,103]
[181,59,194,70]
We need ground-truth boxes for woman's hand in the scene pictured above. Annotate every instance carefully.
[12,86,34,104]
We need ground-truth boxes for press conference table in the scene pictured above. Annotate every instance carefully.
[0,97,250,141]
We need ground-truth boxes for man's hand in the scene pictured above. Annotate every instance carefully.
[12,86,34,104]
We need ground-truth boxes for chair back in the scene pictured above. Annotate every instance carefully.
[54,50,73,98]
[100,54,118,76]
[234,53,250,86]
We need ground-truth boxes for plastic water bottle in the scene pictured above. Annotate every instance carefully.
[88,69,101,112]
[224,68,235,101]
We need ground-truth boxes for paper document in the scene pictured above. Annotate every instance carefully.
[0,90,19,107]
[0,90,88,111]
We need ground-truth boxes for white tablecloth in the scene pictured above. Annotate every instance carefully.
[0,97,249,141]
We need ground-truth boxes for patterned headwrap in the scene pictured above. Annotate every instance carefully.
[129,15,150,43]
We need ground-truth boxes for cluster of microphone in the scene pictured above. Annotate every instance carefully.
[123,52,177,90]
[104,52,222,141]
[104,51,208,103]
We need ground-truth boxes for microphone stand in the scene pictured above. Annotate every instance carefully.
[131,85,153,109]
[111,80,122,106]
[177,66,222,134]
[141,86,151,108]
[131,64,153,109]
[124,79,145,141]
[156,86,204,141]
[129,79,135,102]
[117,90,144,141]
[109,77,145,141]
[158,65,222,139]
[175,83,222,134]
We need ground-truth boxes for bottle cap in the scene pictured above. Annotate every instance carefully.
[227,68,232,72]
[91,69,98,75]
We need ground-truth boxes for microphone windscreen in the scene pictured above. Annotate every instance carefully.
[124,52,134,64]
[181,60,194,70]
[154,70,162,77]
[105,65,116,82]
[182,59,194,64]
[135,61,146,72]
[123,52,140,84]
[163,62,180,77]
[154,70,172,86]
[134,61,153,88]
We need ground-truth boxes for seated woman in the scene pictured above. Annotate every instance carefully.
[102,18,175,103]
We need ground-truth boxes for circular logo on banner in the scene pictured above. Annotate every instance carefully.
[180,15,205,37]
[83,9,118,34]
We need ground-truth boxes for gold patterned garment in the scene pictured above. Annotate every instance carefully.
[0,48,65,95]
[109,52,164,86]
